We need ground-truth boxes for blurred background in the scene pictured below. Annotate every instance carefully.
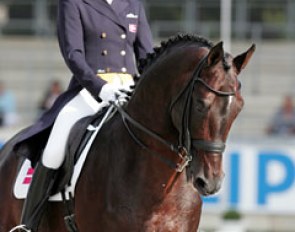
[0,0,294,231]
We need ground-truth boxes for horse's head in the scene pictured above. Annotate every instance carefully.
[170,41,255,196]
[125,35,255,197]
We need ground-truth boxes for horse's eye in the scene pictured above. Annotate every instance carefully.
[196,99,210,113]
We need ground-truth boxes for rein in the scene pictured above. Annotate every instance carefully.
[115,54,236,172]
[114,104,187,172]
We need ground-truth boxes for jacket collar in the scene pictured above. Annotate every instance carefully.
[82,0,130,30]
[112,0,129,19]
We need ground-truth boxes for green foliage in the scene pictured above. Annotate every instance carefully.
[222,209,242,221]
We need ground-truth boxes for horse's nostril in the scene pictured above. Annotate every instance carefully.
[195,178,206,189]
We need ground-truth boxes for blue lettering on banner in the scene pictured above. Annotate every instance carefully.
[258,152,295,205]
[203,195,219,203]
[229,152,240,206]
[203,149,295,212]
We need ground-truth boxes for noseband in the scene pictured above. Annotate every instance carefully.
[115,54,236,172]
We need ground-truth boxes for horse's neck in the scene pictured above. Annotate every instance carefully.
[91,49,200,209]
[127,81,178,140]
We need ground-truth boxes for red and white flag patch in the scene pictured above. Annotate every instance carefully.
[129,24,137,33]
[23,167,34,184]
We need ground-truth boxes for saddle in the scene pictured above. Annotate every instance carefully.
[55,106,115,194]
[14,106,117,200]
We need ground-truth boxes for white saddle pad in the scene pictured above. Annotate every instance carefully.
[13,123,103,201]
[14,142,89,201]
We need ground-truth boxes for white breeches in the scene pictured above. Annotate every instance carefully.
[41,89,103,169]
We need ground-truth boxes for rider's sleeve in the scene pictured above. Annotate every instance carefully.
[57,0,106,99]
[133,2,154,62]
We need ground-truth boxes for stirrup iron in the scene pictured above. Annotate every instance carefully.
[9,224,31,232]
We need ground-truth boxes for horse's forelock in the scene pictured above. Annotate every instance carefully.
[222,53,232,71]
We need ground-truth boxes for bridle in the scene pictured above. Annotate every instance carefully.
[114,54,237,172]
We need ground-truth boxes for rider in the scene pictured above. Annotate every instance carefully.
[11,0,153,231]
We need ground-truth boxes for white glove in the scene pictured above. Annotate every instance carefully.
[99,83,122,103]
[120,78,135,93]
[99,79,135,104]
[118,78,135,102]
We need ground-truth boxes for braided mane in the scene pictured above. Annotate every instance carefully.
[137,33,214,76]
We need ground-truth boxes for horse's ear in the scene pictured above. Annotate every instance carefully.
[233,44,256,74]
[207,42,224,67]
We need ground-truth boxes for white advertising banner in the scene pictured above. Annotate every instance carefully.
[203,139,295,214]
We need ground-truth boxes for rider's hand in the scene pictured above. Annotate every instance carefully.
[99,83,122,103]
[118,79,135,102]
[99,78,135,104]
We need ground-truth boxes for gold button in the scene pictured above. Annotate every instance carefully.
[121,34,126,39]
[102,50,108,56]
[120,50,126,56]
[101,32,107,38]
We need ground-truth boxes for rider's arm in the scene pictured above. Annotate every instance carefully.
[57,0,106,100]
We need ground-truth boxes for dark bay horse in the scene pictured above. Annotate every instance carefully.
[0,34,255,232]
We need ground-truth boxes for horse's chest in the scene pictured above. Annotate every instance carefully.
[145,212,188,232]
[143,192,201,232]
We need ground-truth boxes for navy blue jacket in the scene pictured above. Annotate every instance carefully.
[60,0,153,99]
[14,0,153,163]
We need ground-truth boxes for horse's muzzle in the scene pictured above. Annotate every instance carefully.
[191,151,225,196]
[194,173,224,196]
